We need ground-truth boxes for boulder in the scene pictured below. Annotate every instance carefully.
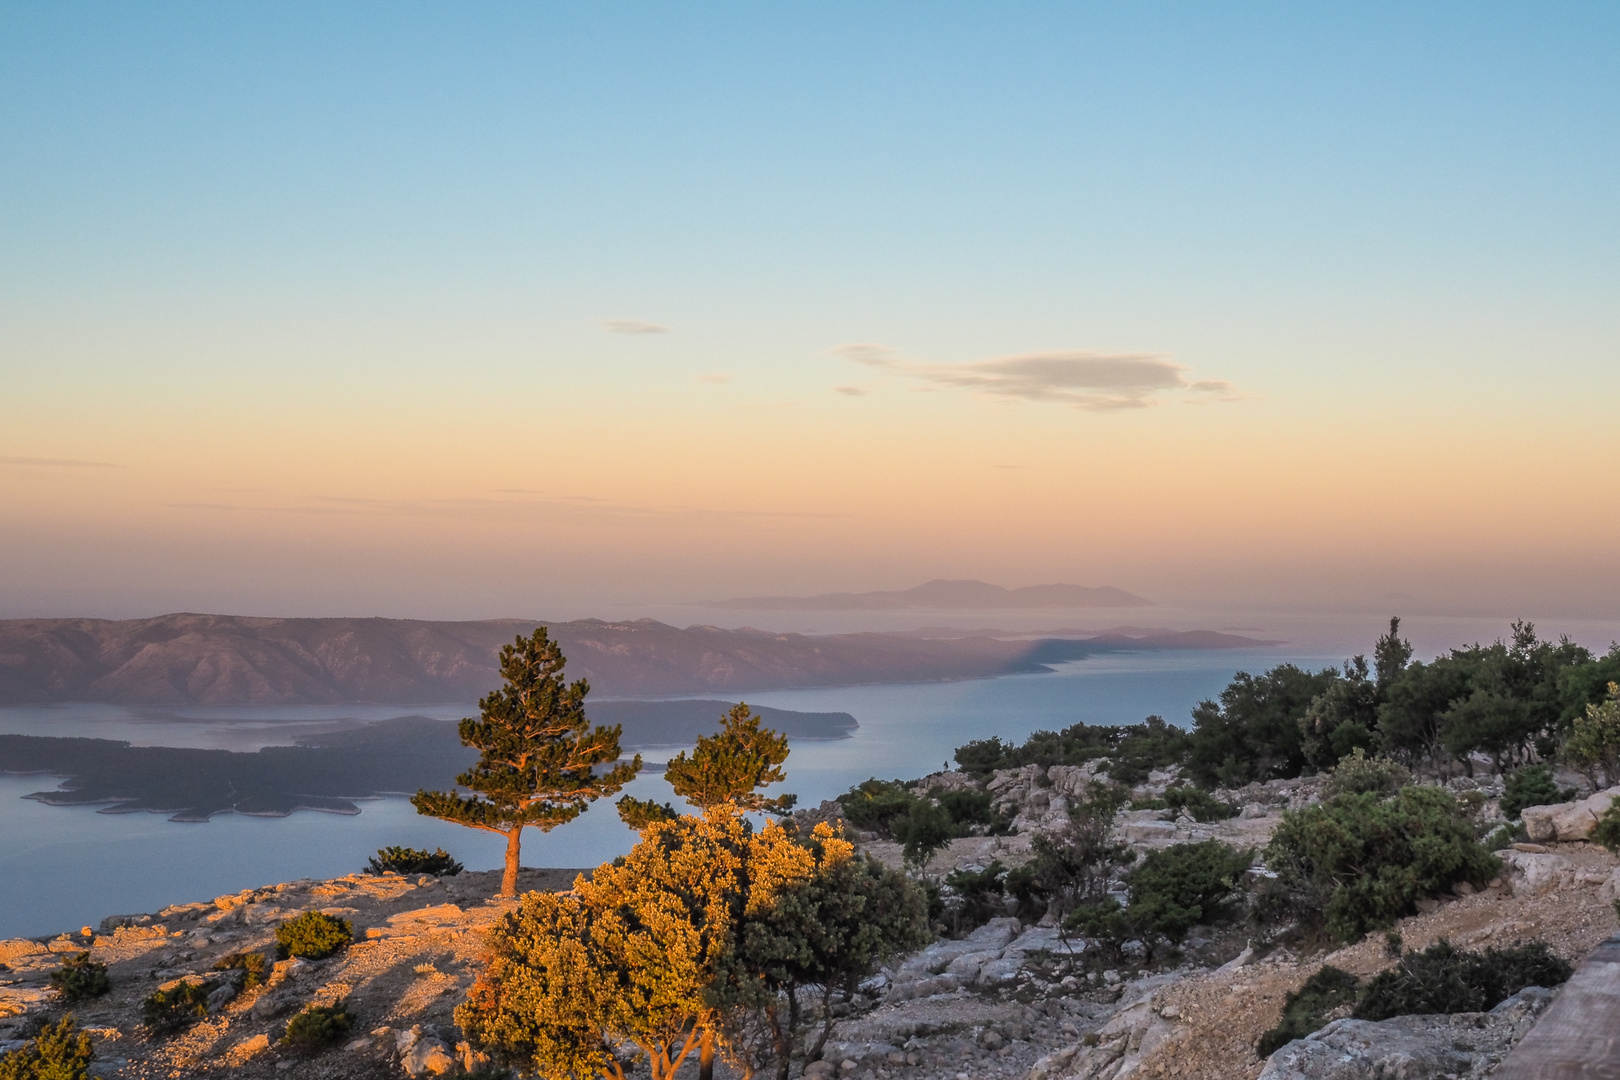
[1496,850,1575,896]
[1256,986,1555,1079]
[1521,786,1620,842]
[403,1036,457,1076]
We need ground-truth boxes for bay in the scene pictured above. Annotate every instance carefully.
[0,647,1329,939]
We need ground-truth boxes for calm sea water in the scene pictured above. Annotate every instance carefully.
[0,648,1331,939]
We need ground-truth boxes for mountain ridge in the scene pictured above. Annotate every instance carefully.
[707,578,1151,610]
[0,612,1268,707]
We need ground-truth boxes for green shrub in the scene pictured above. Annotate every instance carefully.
[1070,840,1251,958]
[1354,940,1572,1020]
[942,861,1008,935]
[49,952,110,1003]
[0,1015,96,1080]
[1162,785,1239,823]
[953,716,1188,785]
[1320,748,1411,799]
[142,980,211,1033]
[937,789,993,827]
[275,911,353,961]
[283,1001,354,1049]
[213,950,269,988]
[1264,786,1500,943]
[365,846,464,876]
[1256,966,1359,1057]
[1592,799,1620,855]
[1500,764,1577,820]
[836,779,920,835]
[1007,788,1134,923]
[890,798,954,869]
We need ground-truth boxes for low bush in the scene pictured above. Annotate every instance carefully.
[954,716,1188,786]
[1256,966,1359,1057]
[1007,788,1134,923]
[365,846,464,876]
[283,1001,355,1050]
[1354,939,1572,1020]
[836,779,918,834]
[890,798,954,869]
[941,861,1008,936]
[1069,840,1250,959]
[1255,939,1573,1056]
[0,1015,96,1080]
[1320,748,1410,799]
[936,789,993,827]
[1592,799,1620,855]
[275,911,353,961]
[1161,785,1239,823]
[49,952,110,1003]
[142,981,211,1033]
[1264,786,1499,943]
[213,950,269,988]
[1500,764,1577,820]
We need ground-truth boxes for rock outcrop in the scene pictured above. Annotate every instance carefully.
[1522,787,1620,843]
[1256,986,1556,1080]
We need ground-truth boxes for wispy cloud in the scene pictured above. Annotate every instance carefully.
[603,319,669,335]
[168,491,847,525]
[698,373,732,384]
[0,455,124,468]
[832,345,1247,412]
[834,385,868,396]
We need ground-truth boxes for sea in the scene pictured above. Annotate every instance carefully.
[0,647,1354,939]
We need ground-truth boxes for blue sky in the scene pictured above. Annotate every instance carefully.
[2,4,1617,619]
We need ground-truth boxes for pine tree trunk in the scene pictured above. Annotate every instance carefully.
[500,825,523,897]
[698,1029,715,1080]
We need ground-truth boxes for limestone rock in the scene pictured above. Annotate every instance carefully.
[1496,850,1575,896]
[403,1036,457,1076]
[1521,786,1620,842]
[1256,986,1555,1079]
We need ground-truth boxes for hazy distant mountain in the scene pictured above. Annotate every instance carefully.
[0,612,1263,707]
[708,579,1151,611]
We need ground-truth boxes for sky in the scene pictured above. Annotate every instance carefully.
[2,3,1618,626]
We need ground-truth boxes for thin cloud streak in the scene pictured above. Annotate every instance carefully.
[1,456,124,468]
[603,319,669,335]
[833,345,1246,411]
[167,492,849,525]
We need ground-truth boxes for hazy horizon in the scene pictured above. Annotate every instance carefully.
[4,6,1617,625]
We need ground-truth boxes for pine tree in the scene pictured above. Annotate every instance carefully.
[413,628,640,897]
[617,702,796,830]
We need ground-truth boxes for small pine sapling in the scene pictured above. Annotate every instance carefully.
[50,952,110,1003]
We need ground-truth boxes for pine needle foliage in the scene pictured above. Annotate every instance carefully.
[49,952,110,1003]
[458,809,855,1080]
[0,1015,96,1080]
[275,911,352,960]
[413,628,642,896]
[665,703,795,815]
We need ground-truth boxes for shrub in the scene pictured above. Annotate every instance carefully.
[1007,788,1134,923]
[365,846,463,876]
[941,861,1008,935]
[282,1001,354,1049]
[1593,799,1620,855]
[1161,785,1239,823]
[49,952,110,1003]
[0,1015,96,1080]
[1500,764,1577,821]
[1354,940,1572,1020]
[1566,682,1620,787]
[953,716,1188,785]
[1264,786,1500,943]
[836,779,919,835]
[1069,840,1251,958]
[1320,748,1411,799]
[891,798,954,869]
[937,789,993,827]
[275,911,353,961]
[1256,966,1359,1057]
[213,950,269,988]
[142,980,211,1033]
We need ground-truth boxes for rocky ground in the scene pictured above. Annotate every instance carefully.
[0,867,583,1079]
[4,763,1616,1080]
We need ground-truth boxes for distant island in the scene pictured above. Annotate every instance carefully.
[0,613,1269,707]
[0,701,857,821]
[707,578,1152,610]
